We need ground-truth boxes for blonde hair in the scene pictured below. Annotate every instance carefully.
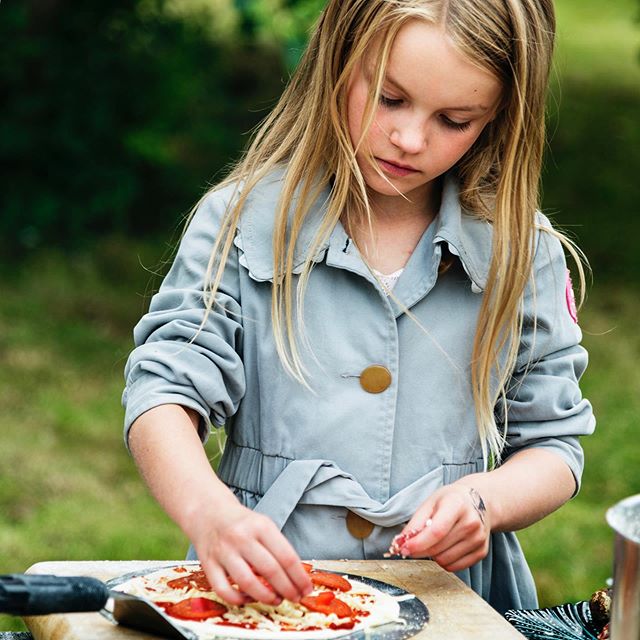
[194,0,585,464]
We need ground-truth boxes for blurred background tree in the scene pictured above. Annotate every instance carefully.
[1,0,638,280]
[0,0,287,252]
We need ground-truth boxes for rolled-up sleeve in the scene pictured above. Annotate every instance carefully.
[501,216,595,492]
[122,187,246,447]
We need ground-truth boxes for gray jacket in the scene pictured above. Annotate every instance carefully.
[123,169,595,613]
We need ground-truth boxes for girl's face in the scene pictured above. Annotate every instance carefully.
[346,19,502,214]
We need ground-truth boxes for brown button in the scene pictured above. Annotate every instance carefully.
[360,365,392,393]
[346,511,375,539]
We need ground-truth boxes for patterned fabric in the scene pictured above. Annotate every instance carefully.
[372,267,404,293]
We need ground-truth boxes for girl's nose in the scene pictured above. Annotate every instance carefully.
[388,118,427,155]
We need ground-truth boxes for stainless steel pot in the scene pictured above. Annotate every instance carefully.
[607,493,640,640]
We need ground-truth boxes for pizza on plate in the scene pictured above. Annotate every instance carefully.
[113,562,404,639]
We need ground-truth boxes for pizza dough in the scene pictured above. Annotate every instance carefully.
[113,563,403,639]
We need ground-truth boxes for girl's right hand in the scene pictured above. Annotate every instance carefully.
[189,500,313,606]
[127,405,312,607]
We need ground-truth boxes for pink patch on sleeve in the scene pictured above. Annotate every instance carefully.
[565,269,578,323]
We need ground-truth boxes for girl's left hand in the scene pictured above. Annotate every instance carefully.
[396,483,491,572]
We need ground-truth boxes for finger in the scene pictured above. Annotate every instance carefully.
[432,539,489,573]
[418,527,466,559]
[200,560,251,606]
[419,513,486,558]
[391,509,435,556]
[256,523,313,599]
[402,506,435,538]
[242,544,305,603]
[222,554,282,605]
[401,509,458,557]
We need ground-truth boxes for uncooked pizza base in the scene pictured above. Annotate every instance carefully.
[113,564,404,639]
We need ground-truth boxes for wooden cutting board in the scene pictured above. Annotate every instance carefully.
[23,560,525,639]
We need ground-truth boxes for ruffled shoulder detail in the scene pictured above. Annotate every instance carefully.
[233,166,333,283]
[233,230,274,283]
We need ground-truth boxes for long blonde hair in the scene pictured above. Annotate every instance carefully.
[194,0,585,464]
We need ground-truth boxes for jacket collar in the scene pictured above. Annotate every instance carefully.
[235,166,330,282]
[235,167,492,291]
[432,175,492,292]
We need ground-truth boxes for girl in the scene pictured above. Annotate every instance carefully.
[123,0,595,614]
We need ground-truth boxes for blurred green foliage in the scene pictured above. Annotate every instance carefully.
[0,0,287,253]
[541,0,640,284]
[1,0,639,283]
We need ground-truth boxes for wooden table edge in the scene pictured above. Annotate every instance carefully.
[23,560,525,639]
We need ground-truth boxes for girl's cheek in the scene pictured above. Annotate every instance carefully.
[371,118,387,138]
[373,111,398,143]
[449,131,483,158]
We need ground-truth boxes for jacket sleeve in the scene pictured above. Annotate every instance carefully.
[501,215,595,492]
[122,186,246,447]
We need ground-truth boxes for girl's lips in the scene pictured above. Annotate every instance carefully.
[377,158,418,177]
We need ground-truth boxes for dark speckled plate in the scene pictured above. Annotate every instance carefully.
[504,601,603,640]
[105,564,429,640]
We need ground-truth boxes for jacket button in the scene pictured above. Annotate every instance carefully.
[346,511,375,539]
[360,365,392,393]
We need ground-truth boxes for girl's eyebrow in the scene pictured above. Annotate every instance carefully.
[446,105,490,113]
[385,72,490,113]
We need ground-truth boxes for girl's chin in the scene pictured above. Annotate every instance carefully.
[364,179,427,199]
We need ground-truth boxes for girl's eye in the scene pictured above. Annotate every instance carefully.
[379,94,403,108]
[441,115,472,132]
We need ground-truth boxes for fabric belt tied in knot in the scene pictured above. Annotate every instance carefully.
[253,459,444,531]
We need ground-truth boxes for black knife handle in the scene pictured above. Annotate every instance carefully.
[0,574,109,615]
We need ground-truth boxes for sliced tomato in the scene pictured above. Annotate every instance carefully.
[313,591,335,606]
[164,597,227,621]
[166,575,191,590]
[301,594,329,612]
[301,593,354,619]
[325,598,354,619]
[167,570,212,591]
[309,571,352,592]
[301,562,314,573]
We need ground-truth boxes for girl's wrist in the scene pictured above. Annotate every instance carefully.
[452,474,503,532]
[177,480,242,542]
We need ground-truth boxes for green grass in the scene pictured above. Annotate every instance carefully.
[519,286,640,605]
[0,241,224,632]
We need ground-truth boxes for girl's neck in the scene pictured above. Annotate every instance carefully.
[344,180,442,275]
[368,181,441,225]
